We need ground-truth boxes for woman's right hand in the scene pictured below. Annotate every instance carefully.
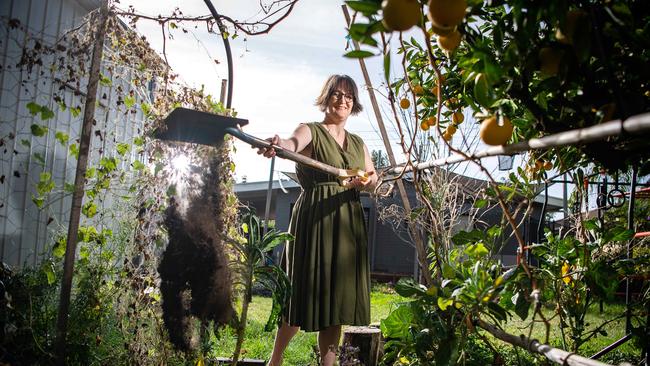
[256,135,281,158]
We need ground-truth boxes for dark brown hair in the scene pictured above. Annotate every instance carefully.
[314,74,363,115]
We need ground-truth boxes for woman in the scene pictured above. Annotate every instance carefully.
[258,74,377,366]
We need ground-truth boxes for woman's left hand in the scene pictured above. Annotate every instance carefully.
[345,171,375,190]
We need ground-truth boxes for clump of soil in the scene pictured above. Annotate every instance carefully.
[158,149,235,351]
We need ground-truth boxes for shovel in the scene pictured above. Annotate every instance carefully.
[155,108,368,184]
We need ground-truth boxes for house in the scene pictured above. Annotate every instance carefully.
[235,170,564,280]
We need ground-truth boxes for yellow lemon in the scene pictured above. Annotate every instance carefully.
[452,111,464,124]
[479,116,513,146]
[437,30,462,52]
[400,98,411,109]
[382,0,422,31]
[427,0,467,29]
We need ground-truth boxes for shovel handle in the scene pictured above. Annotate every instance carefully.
[224,127,366,183]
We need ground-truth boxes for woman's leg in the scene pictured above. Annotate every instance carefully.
[318,325,342,366]
[268,321,300,366]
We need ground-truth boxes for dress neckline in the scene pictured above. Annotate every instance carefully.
[317,122,348,152]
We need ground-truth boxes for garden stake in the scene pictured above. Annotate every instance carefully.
[54,2,109,364]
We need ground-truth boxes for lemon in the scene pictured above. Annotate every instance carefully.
[479,116,513,146]
[420,120,430,130]
[413,84,425,95]
[428,0,467,29]
[400,98,411,109]
[556,9,587,45]
[539,47,564,77]
[382,0,422,31]
[452,111,464,124]
[437,30,462,52]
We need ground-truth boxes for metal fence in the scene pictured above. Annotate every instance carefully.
[1,0,147,268]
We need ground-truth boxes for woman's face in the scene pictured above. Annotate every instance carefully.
[326,83,354,120]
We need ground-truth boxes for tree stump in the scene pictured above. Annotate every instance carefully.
[342,325,382,366]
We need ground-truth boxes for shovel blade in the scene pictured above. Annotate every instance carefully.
[155,107,249,146]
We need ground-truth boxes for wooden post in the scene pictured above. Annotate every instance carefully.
[220,78,228,105]
[54,1,109,364]
[342,5,433,285]
[342,326,383,366]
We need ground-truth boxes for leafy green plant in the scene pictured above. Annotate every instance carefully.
[228,209,292,365]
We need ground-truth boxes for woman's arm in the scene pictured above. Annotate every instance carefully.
[257,124,312,157]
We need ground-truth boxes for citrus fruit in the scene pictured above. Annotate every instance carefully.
[437,30,462,51]
[382,0,422,31]
[413,84,425,95]
[452,111,464,124]
[427,0,467,29]
[446,124,457,135]
[429,23,456,36]
[425,116,437,126]
[400,98,411,109]
[556,9,587,45]
[539,47,563,77]
[479,116,513,146]
[543,161,553,170]
[442,132,452,141]
[420,120,430,130]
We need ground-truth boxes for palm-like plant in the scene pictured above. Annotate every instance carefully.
[229,209,292,365]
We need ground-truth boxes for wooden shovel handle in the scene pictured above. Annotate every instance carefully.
[224,127,367,183]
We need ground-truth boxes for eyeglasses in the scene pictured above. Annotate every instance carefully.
[331,91,354,103]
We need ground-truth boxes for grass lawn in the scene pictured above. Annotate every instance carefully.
[208,283,640,365]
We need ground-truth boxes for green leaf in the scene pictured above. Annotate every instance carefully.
[99,74,112,86]
[69,144,79,158]
[473,73,492,108]
[451,229,485,246]
[345,1,381,16]
[442,263,455,279]
[474,198,488,208]
[61,183,74,194]
[394,277,426,297]
[40,106,55,120]
[20,139,30,147]
[464,242,489,258]
[82,201,97,218]
[53,238,66,258]
[511,291,530,320]
[33,153,45,165]
[43,262,56,285]
[344,50,374,59]
[27,102,42,115]
[55,131,69,145]
[437,297,453,311]
[380,304,413,339]
[116,142,130,156]
[31,195,45,208]
[70,106,81,118]
[36,172,54,195]
[124,95,136,108]
[30,124,48,137]
[133,136,145,146]
[132,160,146,171]
[99,157,117,172]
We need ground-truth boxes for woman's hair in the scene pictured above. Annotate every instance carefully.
[314,74,363,115]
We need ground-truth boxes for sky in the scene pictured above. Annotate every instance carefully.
[117,0,567,201]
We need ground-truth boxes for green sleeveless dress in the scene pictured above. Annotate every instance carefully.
[284,122,370,332]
